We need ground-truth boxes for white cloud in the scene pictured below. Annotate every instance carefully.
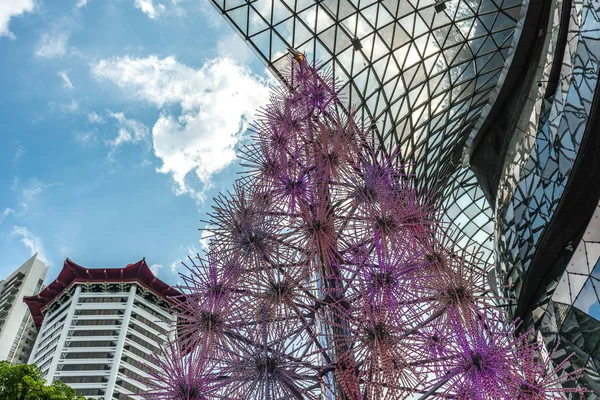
[64,99,79,112]
[104,112,149,166]
[48,99,79,114]
[13,141,25,161]
[106,112,148,148]
[169,244,201,275]
[92,56,270,202]
[149,263,163,275]
[137,159,152,168]
[199,227,212,250]
[75,131,97,146]
[134,0,165,19]
[216,34,253,64]
[0,208,14,225]
[169,260,180,274]
[11,226,49,264]
[0,0,35,39]
[35,31,69,58]
[58,71,73,89]
[76,0,89,7]
[12,177,60,204]
[88,111,105,124]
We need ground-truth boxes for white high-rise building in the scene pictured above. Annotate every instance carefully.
[24,258,179,399]
[0,253,48,364]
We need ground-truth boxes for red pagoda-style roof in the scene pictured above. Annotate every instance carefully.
[24,258,181,330]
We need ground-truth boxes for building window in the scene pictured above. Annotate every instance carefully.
[61,363,111,371]
[80,296,127,303]
[68,340,115,348]
[59,376,107,384]
[76,309,123,316]
[75,389,105,396]
[72,329,118,337]
[75,319,121,326]
[64,352,113,359]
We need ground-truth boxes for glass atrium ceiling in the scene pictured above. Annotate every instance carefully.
[210,0,524,264]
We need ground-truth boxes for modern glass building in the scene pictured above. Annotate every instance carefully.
[24,259,180,399]
[210,0,600,394]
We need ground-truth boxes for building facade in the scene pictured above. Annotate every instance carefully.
[0,253,48,364]
[210,0,600,394]
[24,259,180,399]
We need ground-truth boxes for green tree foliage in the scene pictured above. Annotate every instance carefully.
[0,361,86,400]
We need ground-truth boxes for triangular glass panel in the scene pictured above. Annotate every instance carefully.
[351,48,367,75]
[296,0,314,12]
[388,97,402,125]
[396,0,415,19]
[480,51,505,74]
[398,13,415,37]
[337,0,356,20]
[428,71,448,97]
[469,36,486,56]
[357,13,374,37]
[382,77,399,103]
[315,6,335,34]
[293,17,313,46]
[248,7,270,36]
[454,80,476,104]
[493,10,516,31]
[414,34,428,58]
[296,40,314,61]
[270,30,289,60]
[444,25,464,47]
[392,25,411,50]
[224,0,246,11]
[274,17,294,40]
[492,29,514,48]
[431,6,452,30]
[376,3,394,28]
[419,6,435,29]
[272,0,294,25]
[413,13,429,38]
[478,13,497,35]
[455,18,474,40]
[504,6,521,22]
[298,5,318,31]
[455,1,475,19]
[569,273,589,304]
[404,41,421,69]
[251,29,271,56]
[314,40,332,64]
[432,24,450,48]
[422,52,438,77]
[475,52,493,72]
[372,32,390,61]
[372,55,389,82]
[423,33,440,59]
[479,0,500,14]
[281,0,295,10]
[227,6,249,33]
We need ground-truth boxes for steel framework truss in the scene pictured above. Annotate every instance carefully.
[209,0,524,267]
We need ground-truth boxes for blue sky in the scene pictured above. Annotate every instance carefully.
[0,0,273,285]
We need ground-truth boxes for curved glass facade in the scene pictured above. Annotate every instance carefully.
[210,0,525,266]
[211,0,600,394]
[539,201,600,394]
[493,0,600,394]
[496,0,600,308]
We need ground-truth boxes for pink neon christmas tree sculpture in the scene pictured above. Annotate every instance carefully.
[140,54,587,400]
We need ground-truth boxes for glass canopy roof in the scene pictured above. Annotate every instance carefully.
[210,0,524,264]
